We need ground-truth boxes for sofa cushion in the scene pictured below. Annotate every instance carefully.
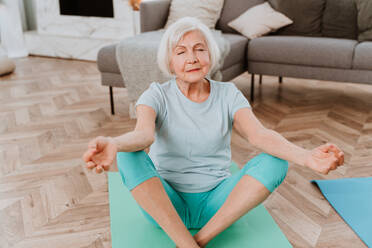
[221,33,248,69]
[355,0,372,42]
[322,0,358,40]
[352,42,372,70]
[97,44,121,74]
[268,0,326,37]
[248,36,357,69]
[216,0,265,34]
[164,0,224,29]
[227,2,293,39]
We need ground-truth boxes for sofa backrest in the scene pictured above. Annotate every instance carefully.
[216,0,358,40]
[321,0,358,40]
[268,0,326,37]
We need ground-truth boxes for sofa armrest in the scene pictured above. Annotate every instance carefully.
[140,0,170,33]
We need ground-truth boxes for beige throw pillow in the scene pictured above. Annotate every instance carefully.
[164,0,224,29]
[227,2,293,39]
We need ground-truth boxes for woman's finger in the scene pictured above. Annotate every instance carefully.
[320,143,337,153]
[333,151,344,166]
[330,157,338,170]
[86,161,96,170]
[102,164,111,171]
[327,144,343,163]
[321,167,330,175]
[83,148,97,162]
[96,165,103,174]
[101,159,113,171]
[319,143,345,166]
[329,144,343,162]
[319,143,332,152]
[315,148,331,159]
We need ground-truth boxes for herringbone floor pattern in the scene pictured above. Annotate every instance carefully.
[1,56,371,248]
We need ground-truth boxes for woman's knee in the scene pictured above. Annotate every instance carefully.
[116,150,148,169]
[244,153,289,192]
[116,150,158,190]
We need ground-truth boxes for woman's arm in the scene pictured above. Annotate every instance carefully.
[113,104,156,152]
[112,129,154,152]
[233,108,344,174]
[233,108,309,166]
[83,104,157,174]
[248,128,309,166]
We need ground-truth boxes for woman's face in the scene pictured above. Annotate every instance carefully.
[170,30,211,83]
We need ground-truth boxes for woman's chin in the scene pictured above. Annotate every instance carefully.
[179,73,207,83]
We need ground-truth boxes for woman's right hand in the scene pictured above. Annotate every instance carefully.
[82,136,118,174]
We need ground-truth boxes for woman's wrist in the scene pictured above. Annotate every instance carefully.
[107,136,119,151]
[298,148,311,167]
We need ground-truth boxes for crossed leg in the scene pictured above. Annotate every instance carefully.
[118,151,287,248]
[117,151,199,248]
[131,176,200,248]
[193,153,289,247]
[193,174,270,247]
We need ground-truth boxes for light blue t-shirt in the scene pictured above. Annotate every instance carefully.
[135,78,251,193]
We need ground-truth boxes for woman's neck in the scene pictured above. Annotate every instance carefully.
[176,78,210,101]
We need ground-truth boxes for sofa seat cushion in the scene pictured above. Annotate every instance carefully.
[221,33,248,69]
[97,44,121,74]
[248,36,357,69]
[352,42,372,70]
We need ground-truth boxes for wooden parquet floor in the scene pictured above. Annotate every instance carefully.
[1,56,371,248]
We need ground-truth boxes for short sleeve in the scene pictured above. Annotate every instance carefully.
[229,83,251,123]
[135,82,164,120]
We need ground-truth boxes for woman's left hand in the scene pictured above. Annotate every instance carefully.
[304,143,345,175]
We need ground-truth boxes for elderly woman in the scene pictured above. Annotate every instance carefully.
[83,17,344,248]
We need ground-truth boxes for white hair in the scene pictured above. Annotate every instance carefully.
[157,17,221,78]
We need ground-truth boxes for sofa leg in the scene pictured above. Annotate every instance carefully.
[109,86,115,115]
[279,76,283,84]
[259,74,262,85]
[250,73,255,102]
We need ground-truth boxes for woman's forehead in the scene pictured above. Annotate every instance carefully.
[175,31,207,47]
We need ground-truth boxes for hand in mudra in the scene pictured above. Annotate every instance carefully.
[304,143,345,175]
[82,136,117,174]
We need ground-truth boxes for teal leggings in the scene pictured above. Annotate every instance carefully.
[117,151,288,229]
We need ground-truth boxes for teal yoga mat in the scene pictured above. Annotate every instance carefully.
[108,162,292,247]
[312,177,372,247]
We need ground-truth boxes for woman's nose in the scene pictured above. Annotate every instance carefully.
[186,52,197,63]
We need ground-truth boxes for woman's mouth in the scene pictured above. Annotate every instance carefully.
[187,68,200,72]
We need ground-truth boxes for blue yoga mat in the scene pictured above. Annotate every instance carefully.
[312,177,372,247]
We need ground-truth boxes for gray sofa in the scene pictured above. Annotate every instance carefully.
[97,0,372,115]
